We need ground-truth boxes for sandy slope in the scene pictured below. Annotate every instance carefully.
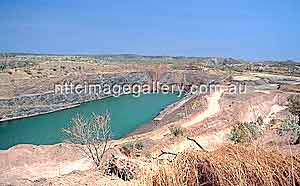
[115,90,224,142]
[168,90,227,153]
[181,90,223,128]
[151,90,224,140]
[118,90,226,155]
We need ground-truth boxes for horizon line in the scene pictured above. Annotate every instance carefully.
[0,51,299,63]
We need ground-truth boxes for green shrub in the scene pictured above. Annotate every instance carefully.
[169,126,185,137]
[145,153,152,159]
[175,112,185,119]
[134,140,144,150]
[122,140,144,151]
[228,122,262,144]
[287,94,300,125]
[280,119,300,144]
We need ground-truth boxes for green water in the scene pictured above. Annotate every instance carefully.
[0,93,181,150]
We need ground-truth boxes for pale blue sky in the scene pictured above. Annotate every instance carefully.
[0,0,299,61]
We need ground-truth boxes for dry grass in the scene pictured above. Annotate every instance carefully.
[141,144,300,186]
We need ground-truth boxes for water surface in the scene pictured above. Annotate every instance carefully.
[0,93,181,150]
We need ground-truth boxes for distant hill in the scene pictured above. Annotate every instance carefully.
[1,52,298,66]
[254,60,300,66]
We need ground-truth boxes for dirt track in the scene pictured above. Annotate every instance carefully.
[181,90,223,128]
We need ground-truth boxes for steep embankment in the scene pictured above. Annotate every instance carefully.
[0,72,151,122]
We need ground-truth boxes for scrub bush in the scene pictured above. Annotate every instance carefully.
[122,140,144,151]
[169,126,185,137]
[280,118,300,144]
[228,121,262,144]
[288,94,300,125]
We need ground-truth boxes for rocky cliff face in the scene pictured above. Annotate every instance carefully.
[0,72,152,121]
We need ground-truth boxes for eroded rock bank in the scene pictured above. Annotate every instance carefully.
[0,72,151,121]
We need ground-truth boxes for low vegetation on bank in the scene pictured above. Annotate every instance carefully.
[120,140,144,157]
[278,94,300,145]
[228,121,263,144]
[169,126,186,137]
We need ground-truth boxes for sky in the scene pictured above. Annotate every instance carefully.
[0,0,299,61]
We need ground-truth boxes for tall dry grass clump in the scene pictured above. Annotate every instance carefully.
[142,144,300,186]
